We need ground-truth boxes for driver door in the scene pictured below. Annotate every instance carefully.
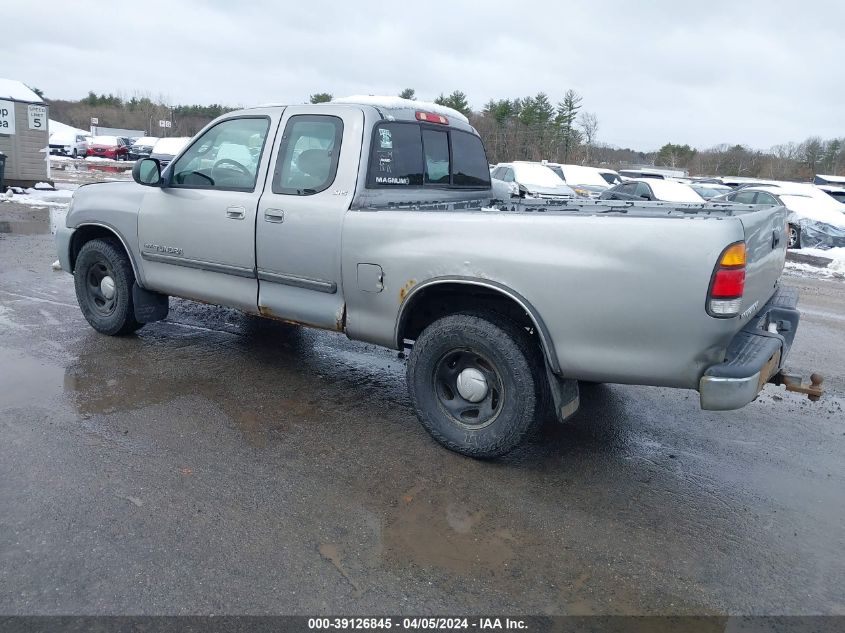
[137,114,281,311]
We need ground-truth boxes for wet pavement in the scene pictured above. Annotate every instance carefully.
[1,193,844,615]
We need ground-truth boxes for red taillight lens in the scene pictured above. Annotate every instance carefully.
[416,111,449,124]
[708,241,746,317]
[711,268,746,298]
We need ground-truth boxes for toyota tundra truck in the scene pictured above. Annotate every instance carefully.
[55,96,815,458]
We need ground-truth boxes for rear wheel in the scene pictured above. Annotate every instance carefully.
[74,238,142,335]
[406,312,546,458]
[787,224,801,249]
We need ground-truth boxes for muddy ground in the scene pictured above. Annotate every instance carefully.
[1,176,843,615]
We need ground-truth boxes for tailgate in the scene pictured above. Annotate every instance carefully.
[738,205,788,318]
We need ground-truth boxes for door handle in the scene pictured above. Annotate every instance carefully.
[226,206,245,220]
[264,208,285,223]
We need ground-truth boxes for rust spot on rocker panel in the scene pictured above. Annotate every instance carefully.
[258,305,346,332]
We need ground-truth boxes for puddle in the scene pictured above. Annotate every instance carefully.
[0,348,65,410]
[382,483,516,574]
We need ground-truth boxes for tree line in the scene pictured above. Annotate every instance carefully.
[42,88,844,179]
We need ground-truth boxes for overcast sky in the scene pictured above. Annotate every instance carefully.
[2,0,841,150]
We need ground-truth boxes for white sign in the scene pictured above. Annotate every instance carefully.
[28,104,47,130]
[0,99,16,134]
[158,120,172,129]
[91,117,98,125]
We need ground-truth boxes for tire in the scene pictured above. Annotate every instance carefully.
[407,311,547,458]
[787,224,801,249]
[72,149,78,159]
[73,238,142,335]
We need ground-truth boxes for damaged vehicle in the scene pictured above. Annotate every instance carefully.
[716,185,845,249]
[56,96,817,458]
[490,161,575,199]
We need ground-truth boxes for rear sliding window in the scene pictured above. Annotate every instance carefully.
[367,122,490,189]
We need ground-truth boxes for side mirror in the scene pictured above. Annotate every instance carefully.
[132,158,162,187]
[640,193,651,200]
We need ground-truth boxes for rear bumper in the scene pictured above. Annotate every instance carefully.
[699,285,800,410]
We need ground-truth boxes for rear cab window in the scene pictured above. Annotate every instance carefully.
[367,122,490,189]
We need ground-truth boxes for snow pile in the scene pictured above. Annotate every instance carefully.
[798,247,845,274]
[785,247,845,279]
[2,187,73,207]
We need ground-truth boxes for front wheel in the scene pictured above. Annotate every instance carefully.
[74,238,142,335]
[406,312,546,458]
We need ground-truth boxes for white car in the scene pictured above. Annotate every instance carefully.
[49,132,89,158]
[491,162,576,199]
[544,163,609,198]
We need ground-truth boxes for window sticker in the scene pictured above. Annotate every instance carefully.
[379,128,393,149]
[375,176,410,185]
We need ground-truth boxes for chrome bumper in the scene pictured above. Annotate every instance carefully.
[699,286,800,411]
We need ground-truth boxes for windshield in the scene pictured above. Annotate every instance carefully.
[691,185,724,199]
[648,180,704,202]
[512,163,566,188]
[557,165,609,187]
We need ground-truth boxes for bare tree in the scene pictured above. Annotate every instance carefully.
[577,111,599,164]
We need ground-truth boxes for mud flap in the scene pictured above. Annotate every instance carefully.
[132,283,169,323]
[546,365,580,423]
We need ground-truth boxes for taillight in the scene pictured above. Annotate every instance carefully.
[708,242,746,317]
[416,111,449,124]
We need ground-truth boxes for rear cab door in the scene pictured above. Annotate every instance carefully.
[255,105,365,330]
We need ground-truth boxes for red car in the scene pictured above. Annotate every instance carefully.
[86,136,129,161]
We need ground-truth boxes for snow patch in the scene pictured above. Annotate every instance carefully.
[0,77,43,103]
[2,187,73,207]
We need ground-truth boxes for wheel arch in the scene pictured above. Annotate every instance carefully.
[69,223,142,284]
[395,277,561,373]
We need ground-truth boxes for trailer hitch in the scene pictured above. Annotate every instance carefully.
[771,371,824,402]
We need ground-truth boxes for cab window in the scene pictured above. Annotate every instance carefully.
[273,115,344,195]
[171,117,270,191]
[367,122,490,189]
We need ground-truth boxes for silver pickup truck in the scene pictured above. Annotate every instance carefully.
[56,96,811,458]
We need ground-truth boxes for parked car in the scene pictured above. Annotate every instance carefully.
[816,184,845,205]
[689,183,732,200]
[128,137,160,161]
[56,97,806,458]
[149,137,191,168]
[600,179,705,202]
[491,161,575,199]
[715,185,845,249]
[86,136,130,161]
[596,168,622,186]
[49,132,89,158]
[544,163,609,198]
